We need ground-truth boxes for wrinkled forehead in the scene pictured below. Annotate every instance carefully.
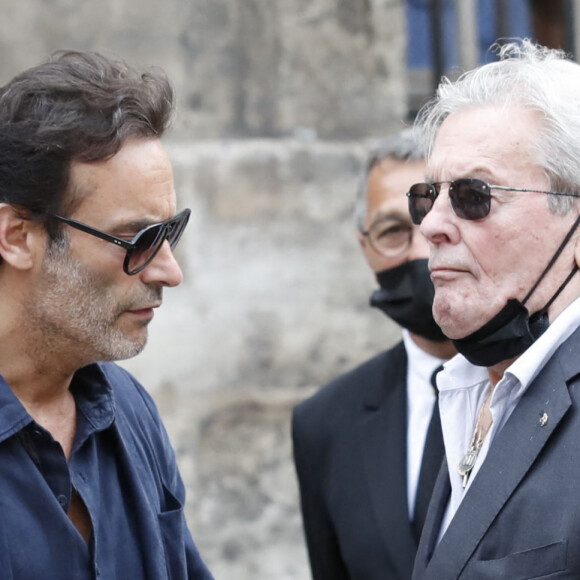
[67,138,176,223]
[426,105,545,182]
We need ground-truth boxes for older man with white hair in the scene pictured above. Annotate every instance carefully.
[409,39,580,579]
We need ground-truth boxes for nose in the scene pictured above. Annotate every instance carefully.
[139,240,184,287]
[419,186,458,244]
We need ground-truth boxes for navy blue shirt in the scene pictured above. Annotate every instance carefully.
[0,362,213,580]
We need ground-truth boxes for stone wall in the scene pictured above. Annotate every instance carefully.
[126,139,403,578]
[0,1,409,577]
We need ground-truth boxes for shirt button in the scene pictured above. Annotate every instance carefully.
[57,495,68,508]
[32,428,43,439]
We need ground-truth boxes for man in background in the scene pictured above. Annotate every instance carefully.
[292,129,455,580]
[0,50,212,579]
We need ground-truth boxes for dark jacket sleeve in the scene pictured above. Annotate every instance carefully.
[292,400,352,580]
[291,343,409,580]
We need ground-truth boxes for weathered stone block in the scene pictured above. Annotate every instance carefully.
[155,389,316,579]
[123,140,402,395]
[0,0,406,140]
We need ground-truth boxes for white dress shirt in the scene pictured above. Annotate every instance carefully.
[436,296,580,538]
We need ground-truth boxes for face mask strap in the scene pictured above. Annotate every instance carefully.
[532,264,579,324]
[522,212,580,306]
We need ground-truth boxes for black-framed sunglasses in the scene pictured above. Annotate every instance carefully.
[406,178,580,225]
[48,208,191,275]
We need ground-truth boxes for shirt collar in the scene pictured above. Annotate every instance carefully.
[438,354,489,394]
[506,295,580,389]
[402,329,448,391]
[439,295,580,394]
[0,363,115,444]
[72,363,116,431]
[0,376,31,443]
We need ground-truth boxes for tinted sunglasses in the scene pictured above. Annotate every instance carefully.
[406,178,580,225]
[49,208,191,275]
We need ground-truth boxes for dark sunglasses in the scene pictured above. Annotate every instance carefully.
[406,178,580,225]
[49,208,191,275]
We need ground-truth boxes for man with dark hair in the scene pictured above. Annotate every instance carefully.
[0,50,212,579]
[292,129,455,580]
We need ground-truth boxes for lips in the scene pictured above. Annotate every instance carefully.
[428,261,471,285]
[429,255,471,271]
[430,262,462,272]
[125,302,161,314]
[430,265,463,273]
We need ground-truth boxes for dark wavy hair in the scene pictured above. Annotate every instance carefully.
[0,49,174,252]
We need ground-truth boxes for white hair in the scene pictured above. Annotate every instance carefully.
[415,39,580,214]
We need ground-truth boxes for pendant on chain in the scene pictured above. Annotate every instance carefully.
[457,439,482,488]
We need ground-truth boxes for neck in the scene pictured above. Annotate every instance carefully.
[0,344,78,458]
[0,325,79,459]
[484,284,580,387]
[0,272,81,457]
[0,353,75,408]
[409,332,457,359]
[486,358,515,387]
[0,303,76,405]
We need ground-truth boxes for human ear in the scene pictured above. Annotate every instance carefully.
[0,204,40,270]
[356,229,367,251]
[357,229,379,273]
[575,223,580,270]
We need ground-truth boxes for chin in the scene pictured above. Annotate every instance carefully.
[95,331,148,362]
[433,312,464,341]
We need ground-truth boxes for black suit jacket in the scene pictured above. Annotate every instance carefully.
[292,342,424,580]
[413,325,580,580]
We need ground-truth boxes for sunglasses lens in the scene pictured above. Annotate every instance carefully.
[166,211,189,249]
[125,209,191,275]
[408,183,437,225]
[127,224,166,274]
[450,178,491,220]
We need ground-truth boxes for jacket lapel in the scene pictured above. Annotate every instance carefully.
[412,461,450,579]
[413,389,445,541]
[358,343,418,579]
[416,344,575,580]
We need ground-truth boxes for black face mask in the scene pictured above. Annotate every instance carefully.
[453,213,580,367]
[370,259,448,342]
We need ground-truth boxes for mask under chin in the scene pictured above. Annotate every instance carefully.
[451,299,549,367]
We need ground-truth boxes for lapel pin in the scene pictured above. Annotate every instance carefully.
[539,412,548,427]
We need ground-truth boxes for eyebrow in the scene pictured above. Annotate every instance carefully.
[108,216,169,236]
[368,211,412,228]
[424,168,497,184]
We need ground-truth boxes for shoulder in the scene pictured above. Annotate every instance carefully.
[553,325,580,383]
[96,362,182,483]
[296,341,406,413]
[292,341,407,435]
[97,362,162,426]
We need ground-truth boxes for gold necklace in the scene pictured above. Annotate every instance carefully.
[457,392,493,488]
